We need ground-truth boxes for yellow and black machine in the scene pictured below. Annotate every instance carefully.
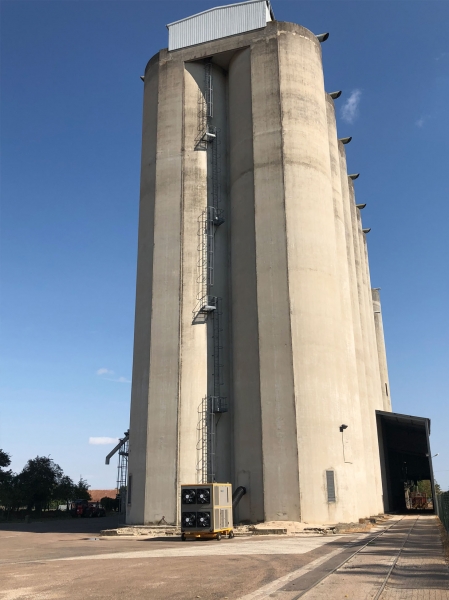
[180,483,233,540]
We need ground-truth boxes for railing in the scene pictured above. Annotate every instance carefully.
[436,492,449,533]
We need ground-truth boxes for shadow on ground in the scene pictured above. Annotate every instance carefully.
[0,514,120,534]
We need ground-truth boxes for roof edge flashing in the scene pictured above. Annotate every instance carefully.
[167,0,274,52]
[376,410,431,434]
[166,0,274,27]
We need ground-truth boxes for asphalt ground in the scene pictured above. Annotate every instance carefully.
[0,515,447,600]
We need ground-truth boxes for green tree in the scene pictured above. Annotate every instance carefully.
[19,456,63,513]
[0,450,24,518]
[0,473,24,514]
[72,478,91,501]
[0,449,11,470]
[101,495,119,512]
[417,479,442,496]
[53,475,76,510]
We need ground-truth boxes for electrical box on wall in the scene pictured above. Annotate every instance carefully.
[180,483,233,540]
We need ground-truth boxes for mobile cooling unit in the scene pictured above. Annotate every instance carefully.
[180,483,233,540]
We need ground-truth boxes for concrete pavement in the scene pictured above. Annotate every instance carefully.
[0,515,447,599]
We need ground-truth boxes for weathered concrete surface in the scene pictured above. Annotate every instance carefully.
[349,179,385,515]
[0,518,357,600]
[270,515,449,600]
[323,95,370,523]
[127,55,159,526]
[177,62,208,500]
[2,516,446,600]
[338,144,379,519]
[251,25,300,523]
[129,19,393,527]
[229,46,264,524]
[372,288,392,412]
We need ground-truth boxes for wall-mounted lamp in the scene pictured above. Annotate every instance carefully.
[339,424,348,432]
[140,76,145,82]
[329,91,342,99]
[339,137,352,145]
[362,228,371,234]
[349,173,360,180]
[317,33,330,43]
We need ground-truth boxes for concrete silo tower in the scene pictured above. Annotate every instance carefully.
[127,0,394,526]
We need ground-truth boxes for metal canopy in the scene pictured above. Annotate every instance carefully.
[376,410,436,513]
[376,410,431,435]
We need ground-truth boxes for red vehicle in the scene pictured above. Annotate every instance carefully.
[70,500,106,518]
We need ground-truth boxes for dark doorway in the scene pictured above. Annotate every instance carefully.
[376,411,436,513]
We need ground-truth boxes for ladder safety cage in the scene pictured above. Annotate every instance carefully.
[194,60,227,484]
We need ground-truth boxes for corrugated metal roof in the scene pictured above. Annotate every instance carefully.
[167,1,274,52]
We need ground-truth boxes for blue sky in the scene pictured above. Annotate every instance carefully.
[1,0,448,492]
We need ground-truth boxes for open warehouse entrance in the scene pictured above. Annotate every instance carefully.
[376,411,436,513]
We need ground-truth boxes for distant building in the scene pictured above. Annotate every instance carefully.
[89,490,116,502]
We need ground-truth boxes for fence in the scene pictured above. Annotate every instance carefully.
[436,492,449,532]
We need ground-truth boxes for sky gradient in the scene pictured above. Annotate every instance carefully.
[1,0,448,491]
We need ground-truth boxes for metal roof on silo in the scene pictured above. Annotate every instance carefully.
[167,0,274,52]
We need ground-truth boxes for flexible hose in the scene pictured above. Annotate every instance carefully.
[232,486,246,509]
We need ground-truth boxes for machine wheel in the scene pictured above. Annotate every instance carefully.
[228,531,234,539]
[216,533,222,541]
[181,533,186,541]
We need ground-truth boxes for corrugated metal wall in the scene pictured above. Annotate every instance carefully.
[167,0,272,52]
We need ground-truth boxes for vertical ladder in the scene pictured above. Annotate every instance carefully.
[194,61,227,485]
[116,436,129,512]
[205,61,213,119]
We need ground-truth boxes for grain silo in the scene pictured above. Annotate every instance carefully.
[126,0,436,526]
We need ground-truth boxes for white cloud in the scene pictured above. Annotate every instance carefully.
[341,89,362,124]
[96,368,114,376]
[89,437,119,445]
[96,368,130,383]
[415,115,430,128]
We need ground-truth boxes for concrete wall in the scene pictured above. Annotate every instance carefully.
[372,289,392,412]
[338,147,380,517]
[229,47,264,523]
[251,26,301,522]
[326,97,371,521]
[127,55,159,525]
[128,20,393,525]
[350,182,385,514]
[178,63,208,495]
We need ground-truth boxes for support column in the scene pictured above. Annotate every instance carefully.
[359,223,384,412]
[129,54,184,525]
[339,173,383,516]
[372,290,392,412]
[127,55,159,525]
[350,182,384,514]
[251,32,301,521]
[178,63,208,493]
[326,96,370,521]
[229,47,264,523]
